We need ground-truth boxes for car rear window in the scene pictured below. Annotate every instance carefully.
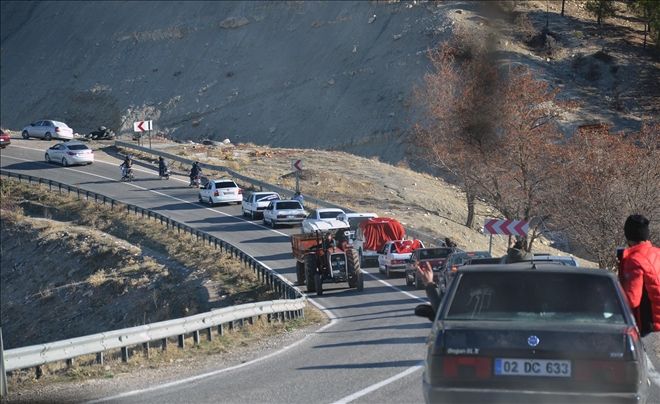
[319,211,340,219]
[67,144,89,150]
[215,181,237,189]
[418,248,453,259]
[276,201,302,210]
[446,272,625,324]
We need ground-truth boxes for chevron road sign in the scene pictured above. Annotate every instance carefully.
[484,218,530,237]
[133,120,153,132]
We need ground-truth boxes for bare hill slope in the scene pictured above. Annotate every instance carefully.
[1,1,452,161]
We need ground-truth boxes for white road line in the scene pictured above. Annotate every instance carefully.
[4,149,429,401]
[331,364,424,404]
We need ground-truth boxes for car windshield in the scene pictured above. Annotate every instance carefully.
[277,201,302,210]
[67,144,89,150]
[319,211,340,219]
[418,248,452,259]
[215,181,237,189]
[446,272,625,324]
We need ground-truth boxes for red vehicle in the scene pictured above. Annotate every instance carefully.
[0,129,11,149]
[354,217,405,267]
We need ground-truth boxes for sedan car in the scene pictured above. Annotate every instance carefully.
[405,247,454,289]
[416,264,649,404]
[262,200,306,228]
[45,142,94,166]
[242,191,280,219]
[22,120,74,140]
[198,178,242,205]
[302,208,345,233]
[0,129,10,149]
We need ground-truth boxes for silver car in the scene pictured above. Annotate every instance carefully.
[22,120,74,140]
[45,142,94,166]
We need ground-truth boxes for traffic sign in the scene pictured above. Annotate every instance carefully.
[483,218,529,236]
[133,120,153,132]
[292,159,303,171]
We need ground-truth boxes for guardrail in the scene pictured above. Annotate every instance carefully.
[115,141,447,246]
[0,170,305,388]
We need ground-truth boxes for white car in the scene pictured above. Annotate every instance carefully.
[378,239,425,278]
[262,200,306,228]
[22,120,74,140]
[198,178,242,206]
[45,142,94,166]
[301,208,345,233]
[242,191,280,219]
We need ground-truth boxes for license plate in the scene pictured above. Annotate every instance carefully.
[287,215,295,218]
[223,191,233,195]
[494,358,571,377]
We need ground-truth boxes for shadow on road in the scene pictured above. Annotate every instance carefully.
[298,359,422,370]
[313,336,425,349]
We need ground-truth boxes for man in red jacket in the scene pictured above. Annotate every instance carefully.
[619,214,660,335]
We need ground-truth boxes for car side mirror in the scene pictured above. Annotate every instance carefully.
[414,304,435,322]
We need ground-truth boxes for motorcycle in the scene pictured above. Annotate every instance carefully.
[189,175,201,187]
[121,166,134,182]
[159,166,170,180]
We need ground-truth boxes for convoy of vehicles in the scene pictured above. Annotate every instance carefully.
[415,263,648,404]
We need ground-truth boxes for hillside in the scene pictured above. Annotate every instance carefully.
[3,1,655,165]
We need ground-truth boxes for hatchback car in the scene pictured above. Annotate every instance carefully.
[241,191,281,219]
[0,129,11,148]
[416,264,649,404]
[22,120,74,140]
[45,142,94,166]
[198,179,242,205]
[262,200,306,228]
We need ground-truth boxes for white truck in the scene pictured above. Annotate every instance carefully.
[378,239,425,278]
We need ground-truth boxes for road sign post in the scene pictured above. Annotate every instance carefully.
[292,159,303,193]
[483,218,530,255]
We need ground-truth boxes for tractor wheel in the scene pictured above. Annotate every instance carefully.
[356,271,364,292]
[296,261,305,286]
[347,249,361,289]
[305,254,316,293]
[314,273,323,296]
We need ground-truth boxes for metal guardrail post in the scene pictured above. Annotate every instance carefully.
[1,327,7,398]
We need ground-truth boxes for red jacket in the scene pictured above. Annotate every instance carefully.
[619,241,660,333]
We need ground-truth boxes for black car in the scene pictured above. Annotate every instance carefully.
[416,263,649,404]
[405,247,456,289]
[439,250,491,292]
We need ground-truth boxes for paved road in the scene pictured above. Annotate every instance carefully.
[2,139,658,404]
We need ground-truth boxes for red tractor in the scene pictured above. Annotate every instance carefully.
[291,228,364,296]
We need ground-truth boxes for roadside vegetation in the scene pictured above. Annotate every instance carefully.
[0,178,326,389]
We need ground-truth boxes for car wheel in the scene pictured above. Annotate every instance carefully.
[386,266,392,278]
[45,153,51,163]
[22,131,29,139]
[263,217,268,226]
[250,211,255,220]
[208,197,214,206]
[270,219,276,228]
[45,132,52,141]
[405,273,413,287]
[198,194,203,203]
[61,158,69,167]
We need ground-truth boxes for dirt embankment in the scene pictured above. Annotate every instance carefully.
[0,180,276,350]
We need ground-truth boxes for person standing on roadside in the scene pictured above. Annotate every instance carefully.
[619,214,660,335]
[293,191,304,207]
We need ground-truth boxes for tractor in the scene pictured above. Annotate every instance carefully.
[291,227,364,296]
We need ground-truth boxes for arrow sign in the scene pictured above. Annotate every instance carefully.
[483,218,529,236]
[133,120,153,132]
[292,159,303,171]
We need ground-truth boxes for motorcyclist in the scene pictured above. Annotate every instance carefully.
[158,156,168,177]
[120,155,133,178]
[190,162,202,185]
